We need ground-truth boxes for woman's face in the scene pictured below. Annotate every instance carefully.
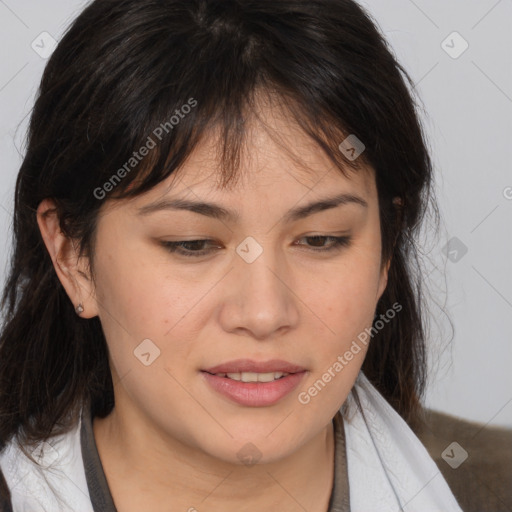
[83,105,389,465]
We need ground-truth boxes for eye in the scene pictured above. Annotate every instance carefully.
[161,239,220,258]
[294,235,351,252]
[161,235,351,258]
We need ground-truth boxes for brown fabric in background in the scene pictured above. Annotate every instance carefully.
[414,408,512,512]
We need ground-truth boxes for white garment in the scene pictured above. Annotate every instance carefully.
[344,372,462,511]
[0,372,462,511]
[0,416,93,511]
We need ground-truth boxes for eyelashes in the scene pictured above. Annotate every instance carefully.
[161,235,351,258]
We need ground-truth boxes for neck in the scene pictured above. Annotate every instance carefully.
[93,400,336,512]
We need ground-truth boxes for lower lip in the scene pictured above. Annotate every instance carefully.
[201,371,307,407]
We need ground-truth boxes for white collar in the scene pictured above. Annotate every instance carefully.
[344,371,462,511]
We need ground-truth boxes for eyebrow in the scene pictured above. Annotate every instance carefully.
[136,192,368,223]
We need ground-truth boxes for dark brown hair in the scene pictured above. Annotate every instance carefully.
[0,0,436,450]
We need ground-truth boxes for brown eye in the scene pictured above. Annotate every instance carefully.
[161,239,220,257]
[295,236,351,252]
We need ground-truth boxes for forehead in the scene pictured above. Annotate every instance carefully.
[144,99,376,205]
[106,93,377,222]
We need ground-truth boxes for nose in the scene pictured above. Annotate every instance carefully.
[218,242,300,340]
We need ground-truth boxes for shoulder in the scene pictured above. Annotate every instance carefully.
[0,415,93,511]
[413,408,512,512]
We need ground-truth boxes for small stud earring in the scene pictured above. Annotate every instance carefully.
[75,303,84,315]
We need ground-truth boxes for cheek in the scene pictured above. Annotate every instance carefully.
[300,246,383,403]
[96,254,154,325]
[313,252,382,331]
[93,241,209,377]
[94,240,182,329]
[296,259,381,414]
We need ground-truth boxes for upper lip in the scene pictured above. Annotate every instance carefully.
[202,359,306,374]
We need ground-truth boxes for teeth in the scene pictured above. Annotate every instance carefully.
[216,371,290,382]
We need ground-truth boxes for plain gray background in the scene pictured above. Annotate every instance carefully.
[0,0,511,427]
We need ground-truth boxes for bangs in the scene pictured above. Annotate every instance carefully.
[101,84,369,203]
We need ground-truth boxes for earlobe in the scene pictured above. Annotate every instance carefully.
[36,198,99,319]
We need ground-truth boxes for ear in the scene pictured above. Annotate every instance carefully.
[36,198,99,319]
[376,256,391,302]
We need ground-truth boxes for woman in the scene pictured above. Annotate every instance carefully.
[0,0,466,510]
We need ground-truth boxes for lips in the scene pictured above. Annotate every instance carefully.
[202,358,306,375]
[201,367,307,407]
[201,359,308,406]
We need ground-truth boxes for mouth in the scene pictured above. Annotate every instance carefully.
[202,370,294,383]
[200,359,307,407]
